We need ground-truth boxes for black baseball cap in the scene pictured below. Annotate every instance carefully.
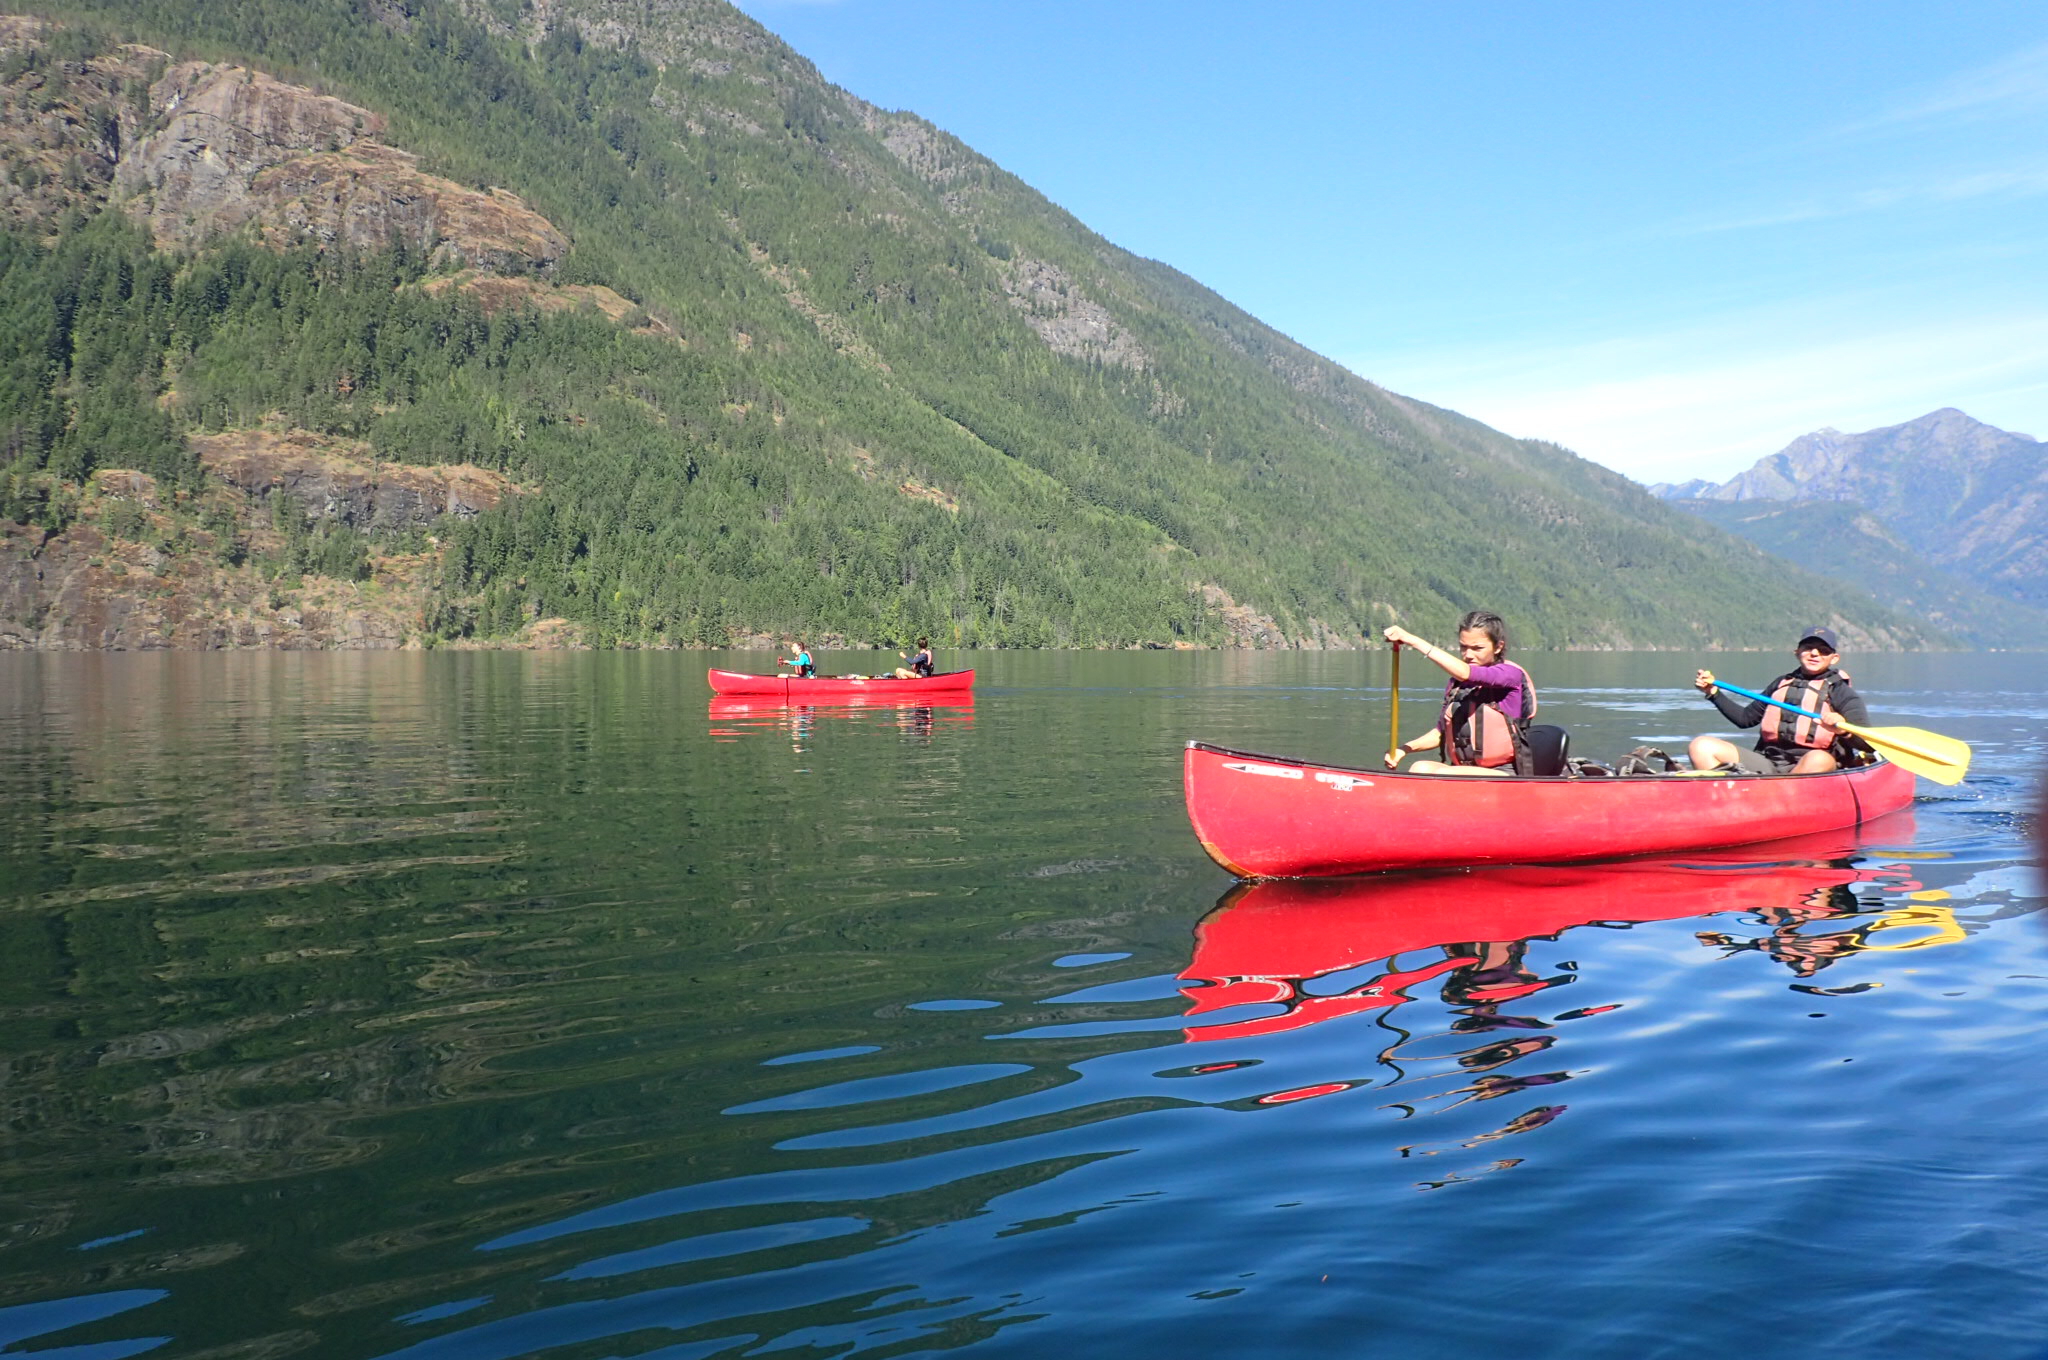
[1797,626,1840,653]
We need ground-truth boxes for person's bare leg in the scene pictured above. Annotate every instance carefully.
[1689,735,1740,771]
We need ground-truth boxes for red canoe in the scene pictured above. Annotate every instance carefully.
[1183,740,1917,878]
[706,668,975,700]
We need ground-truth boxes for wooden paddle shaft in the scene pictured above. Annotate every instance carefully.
[1389,643,1401,762]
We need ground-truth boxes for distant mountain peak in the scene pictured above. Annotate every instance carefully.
[1649,408,2048,613]
[1653,409,2038,505]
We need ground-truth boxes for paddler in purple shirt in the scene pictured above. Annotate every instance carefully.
[1383,610,1539,776]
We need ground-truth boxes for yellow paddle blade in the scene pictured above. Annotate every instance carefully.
[1840,720,1972,786]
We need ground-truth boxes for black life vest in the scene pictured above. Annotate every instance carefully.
[910,651,934,677]
[1758,668,1848,751]
[1439,663,1537,774]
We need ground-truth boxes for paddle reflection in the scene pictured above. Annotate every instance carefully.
[1695,885,1966,977]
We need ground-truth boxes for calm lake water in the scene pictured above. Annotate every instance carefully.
[1,649,2044,1360]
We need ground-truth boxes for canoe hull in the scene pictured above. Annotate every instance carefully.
[1183,740,1917,878]
[706,668,975,700]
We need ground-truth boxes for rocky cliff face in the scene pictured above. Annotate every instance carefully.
[0,502,418,651]
[0,18,155,233]
[420,269,678,338]
[0,433,532,651]
[119,61,569,271]
[0,22,614,649]
[193,430,516,533]
[1,19,567,272]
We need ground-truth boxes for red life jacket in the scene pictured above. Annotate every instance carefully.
[1439,663,1537,771]
[1758,669,1845,750]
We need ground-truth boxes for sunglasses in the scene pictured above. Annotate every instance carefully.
[1798,643,1836,655]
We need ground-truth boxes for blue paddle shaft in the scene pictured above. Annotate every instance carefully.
[1711,678,1825,721]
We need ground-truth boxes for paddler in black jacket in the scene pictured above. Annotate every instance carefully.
[1688,626,1870,775]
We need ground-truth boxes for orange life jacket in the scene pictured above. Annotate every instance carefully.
[1758,670,1845,750]
[1440,664,1537,772]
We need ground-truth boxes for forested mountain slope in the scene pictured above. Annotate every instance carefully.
[0,1,1943,649]
[1663,499,2048,648]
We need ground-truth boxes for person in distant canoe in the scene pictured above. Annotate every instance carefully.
[778,640,816,678]
[1688,626,1869,775]
[892,637,935,680]
[1382,611,1538,776]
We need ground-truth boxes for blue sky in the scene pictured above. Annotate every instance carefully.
[732,1,2048,484]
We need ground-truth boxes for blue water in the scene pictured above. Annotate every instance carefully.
[0,649,2042,1359]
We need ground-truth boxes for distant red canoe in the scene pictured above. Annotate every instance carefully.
[706,668,975,700]
[708,693,973,717]
[1183,740,1917,878]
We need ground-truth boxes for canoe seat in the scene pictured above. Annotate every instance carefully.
[1525,723,1569,777]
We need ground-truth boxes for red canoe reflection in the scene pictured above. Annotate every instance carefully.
[707,695,974,749]
[1181,812,1915,1042]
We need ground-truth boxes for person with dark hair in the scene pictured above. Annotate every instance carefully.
[893,637,934,679]
[777,640,816,678]
[1383,610,1537,776]
[1688,626,1869,775]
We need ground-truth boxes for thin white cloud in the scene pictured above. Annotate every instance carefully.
[1845,40,2048,134]
[1670,42,2048,237]
[1346,312,2048,485]
[1664,161,2048,237]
